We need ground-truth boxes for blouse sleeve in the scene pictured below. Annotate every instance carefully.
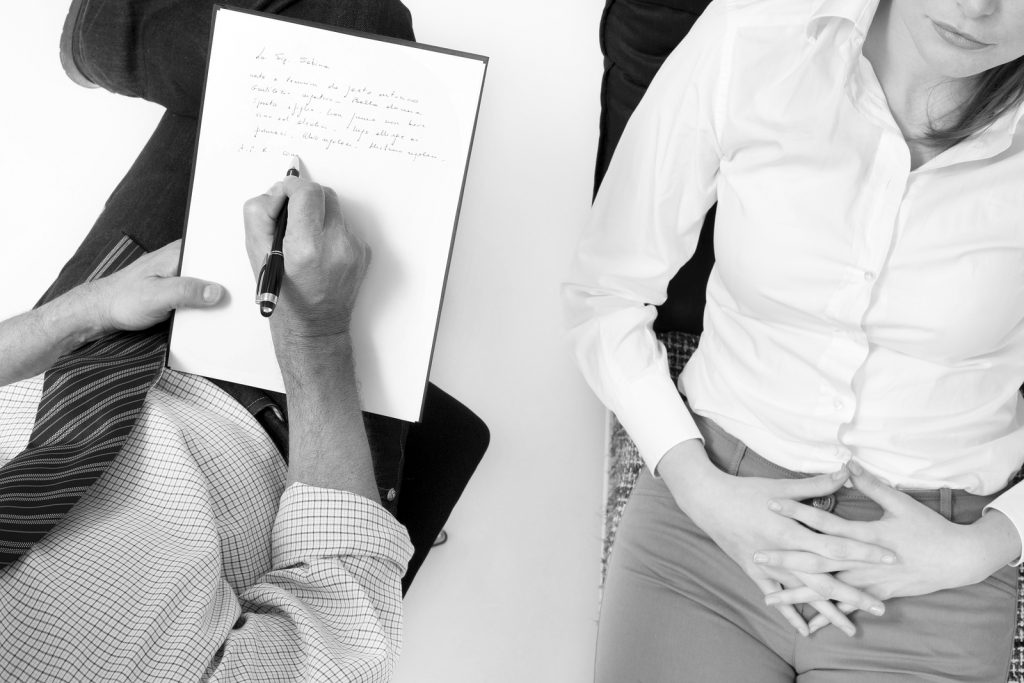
[562,0,728,473]
[984,487,1024,566]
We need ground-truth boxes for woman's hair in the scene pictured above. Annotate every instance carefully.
[927,56,1024,146]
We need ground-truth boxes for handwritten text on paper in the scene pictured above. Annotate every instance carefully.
[239,47,442,162]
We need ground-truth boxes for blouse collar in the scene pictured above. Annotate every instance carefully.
[806,0,879,42]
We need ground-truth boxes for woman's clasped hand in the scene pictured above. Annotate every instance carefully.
[755,460,1022,634]
[658,440,891,638]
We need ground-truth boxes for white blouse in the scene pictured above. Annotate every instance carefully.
[565,0,1024,544]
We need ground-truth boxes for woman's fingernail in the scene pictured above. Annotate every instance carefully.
[753,552,768,564]
[767,499,781,512]
[881,554,896,564]
[848,461,864,476]
[869,604,885,616]
[203,284,222,303]
[799,626,809,637]
[844,626,856,637]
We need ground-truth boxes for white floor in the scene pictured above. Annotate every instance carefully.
[1,3,607,681]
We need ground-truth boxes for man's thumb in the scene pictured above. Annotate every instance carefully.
[159,277,223,310]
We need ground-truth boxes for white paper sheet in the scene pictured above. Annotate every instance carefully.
[168,8,486,421]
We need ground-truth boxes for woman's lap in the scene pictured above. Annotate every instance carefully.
[595,470,795,682]
[596,432,1017,682]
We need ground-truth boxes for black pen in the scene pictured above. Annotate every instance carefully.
[255,159,301,317]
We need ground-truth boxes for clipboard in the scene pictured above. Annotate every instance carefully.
[168,6,487,421]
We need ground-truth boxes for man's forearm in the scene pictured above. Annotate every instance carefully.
[278,334,378,503]
[0,284,105,386]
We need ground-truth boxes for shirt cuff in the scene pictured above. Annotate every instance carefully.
[272,482,414,570]
[614,368,703,474]
[983,486,1024,567]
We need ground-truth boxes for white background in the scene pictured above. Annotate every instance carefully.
[0,2,607,681]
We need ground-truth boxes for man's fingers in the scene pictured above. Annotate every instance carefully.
[151,276,223,312]
[322,186,345,226]
[144,240,184,276]
[848,461,910,513]
[243,183,287,238]
[112,240,183,280]
[282,177,327,247]
[242,184,287,275]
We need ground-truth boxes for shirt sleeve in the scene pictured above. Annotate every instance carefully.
[205,483,413,682]
[562,0,727,473]
[983,486,1024,566]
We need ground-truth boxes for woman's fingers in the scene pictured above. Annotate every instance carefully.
[777,468,849,500]
[808,600,857,637]
[767,498,874,542]
[764,572,885,617]
[753,576,809,637]
[765,498,897,565]
[758,570,860,638]
[755,504,897,567]
[847,460,912,514]
[758,520,895,564]
[808,602,859,634]
[753,548,891,573]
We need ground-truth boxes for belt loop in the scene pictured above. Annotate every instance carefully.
[728,439,746,476]
[939,488,953,521]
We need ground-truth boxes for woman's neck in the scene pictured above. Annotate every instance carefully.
[863,0,972,167]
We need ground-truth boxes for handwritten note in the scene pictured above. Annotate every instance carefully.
[242,46,446,162]
[169,8,487,421]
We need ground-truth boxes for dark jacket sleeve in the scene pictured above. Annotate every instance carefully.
[596,0,716,335]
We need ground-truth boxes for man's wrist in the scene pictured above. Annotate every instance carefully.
[43,284,110,354]
[274,331,355,383]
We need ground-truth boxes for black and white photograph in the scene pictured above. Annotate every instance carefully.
[2,1,1024,681]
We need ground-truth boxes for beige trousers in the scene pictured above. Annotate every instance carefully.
[596,414,1017,682]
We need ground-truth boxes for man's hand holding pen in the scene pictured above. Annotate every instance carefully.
[242,162,371,355]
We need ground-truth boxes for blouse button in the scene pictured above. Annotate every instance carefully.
[863,270,876,282]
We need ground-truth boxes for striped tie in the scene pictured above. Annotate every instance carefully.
[0,236,164,569]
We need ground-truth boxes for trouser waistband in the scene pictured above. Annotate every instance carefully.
[691,412,999,524]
